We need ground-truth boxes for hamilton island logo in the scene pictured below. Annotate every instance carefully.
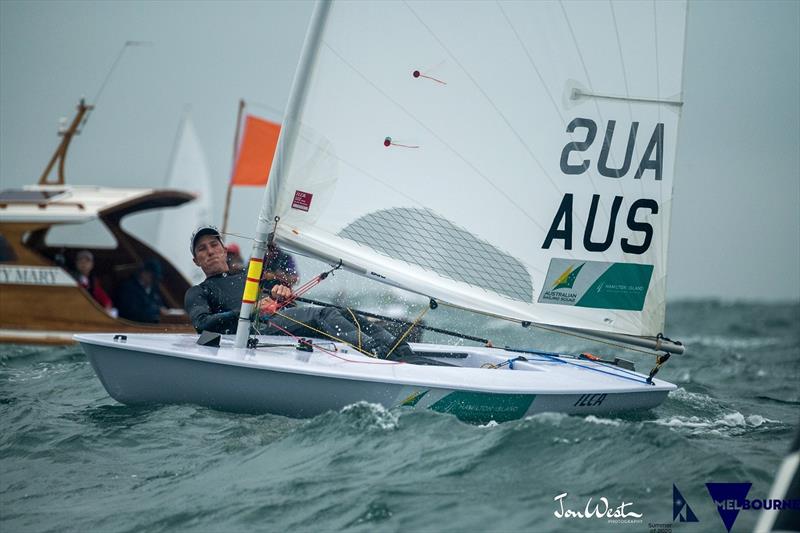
[706,482,751,532]
[552,263,585,290]
[673,484,699,523]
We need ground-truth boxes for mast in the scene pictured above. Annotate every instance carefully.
[38,99,93,185]
[221,98,246,235]
[234,0,333,349]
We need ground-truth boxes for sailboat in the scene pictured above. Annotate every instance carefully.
[154,111,213,285]
[77,0,688,423]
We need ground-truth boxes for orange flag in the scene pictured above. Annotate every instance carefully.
[231,115,281,186]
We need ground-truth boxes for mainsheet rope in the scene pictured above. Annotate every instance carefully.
[259,319,401,365]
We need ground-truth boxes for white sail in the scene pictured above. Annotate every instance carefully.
[156,113,212,284]
[267,0,687,339]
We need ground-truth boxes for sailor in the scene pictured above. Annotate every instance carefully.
[225,242,245,273]
[184,225,413,360]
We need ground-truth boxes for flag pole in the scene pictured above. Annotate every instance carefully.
[222,98,246,234]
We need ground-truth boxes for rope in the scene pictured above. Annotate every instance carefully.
[385,304,429,358]
[264,320,400,365]
[345,307,363,351]
[295,297,491,344]
[269,309,378,359]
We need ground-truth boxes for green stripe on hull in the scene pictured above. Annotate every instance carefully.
[429,391,535,424]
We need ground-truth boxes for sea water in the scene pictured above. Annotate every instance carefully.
[1,301,798,532]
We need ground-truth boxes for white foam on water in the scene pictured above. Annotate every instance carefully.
[524,412,568,425]
[479,420,499,429]
[583,415,622,426]
[652,411,781,436]
[668,387,720,409]
[341,401,399,430]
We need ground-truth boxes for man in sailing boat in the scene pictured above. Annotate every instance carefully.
[184,226,414,360]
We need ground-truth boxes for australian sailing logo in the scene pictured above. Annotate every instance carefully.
[552,263,585,290]
[539,263,583,304]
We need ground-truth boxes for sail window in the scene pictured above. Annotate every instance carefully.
[339,208,532,302]
[44,219,118,249]
[0,189,68,204]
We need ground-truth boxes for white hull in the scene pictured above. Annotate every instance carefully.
[77,333,675,423]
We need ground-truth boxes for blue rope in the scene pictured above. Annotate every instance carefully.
[504,346,650,385]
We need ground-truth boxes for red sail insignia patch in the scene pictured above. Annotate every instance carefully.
[291,190,313,211]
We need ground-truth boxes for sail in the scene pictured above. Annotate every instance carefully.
[268,0,687,338]
[156,114,212,284]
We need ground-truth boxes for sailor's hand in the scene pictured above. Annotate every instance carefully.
[258,298,279,316]
[270,284,292,301]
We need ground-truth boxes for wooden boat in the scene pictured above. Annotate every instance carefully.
[0,100,196,344]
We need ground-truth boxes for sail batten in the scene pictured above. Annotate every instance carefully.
[263,0,686,342]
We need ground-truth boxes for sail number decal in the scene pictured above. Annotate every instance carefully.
[543,118,664,255]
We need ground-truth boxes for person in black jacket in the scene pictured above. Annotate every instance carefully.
[116,259,166,323]
[184,225,412,360]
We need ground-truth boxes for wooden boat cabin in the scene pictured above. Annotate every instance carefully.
[0,185,197,344]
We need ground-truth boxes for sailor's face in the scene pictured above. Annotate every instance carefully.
[193,235,229,277]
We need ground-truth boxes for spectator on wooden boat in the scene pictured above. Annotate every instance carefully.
[185,225,414,360]
[116,259,166,323]
[73,250,117,317]
[226,242,245,273]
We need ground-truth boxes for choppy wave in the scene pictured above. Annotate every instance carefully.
[1,301,798,533]
[340,401,400,431]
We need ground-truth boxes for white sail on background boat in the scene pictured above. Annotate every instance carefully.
[155,112,212,284]
[77,0,689,423]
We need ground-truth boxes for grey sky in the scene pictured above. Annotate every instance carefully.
[1,0,798,302]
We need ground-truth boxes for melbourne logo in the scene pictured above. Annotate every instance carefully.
[706,482,751,532]
[552,263,584,290]
[553,492,643,524]
[705,482,800,531]
[673,484,699,522]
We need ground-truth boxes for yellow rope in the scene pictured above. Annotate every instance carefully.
[385,304,429,358]
[345,307,363,351]
[271,310,377,358]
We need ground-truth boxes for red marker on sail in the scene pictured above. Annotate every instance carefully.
[412,69,446,85]
[384,136,419,149]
